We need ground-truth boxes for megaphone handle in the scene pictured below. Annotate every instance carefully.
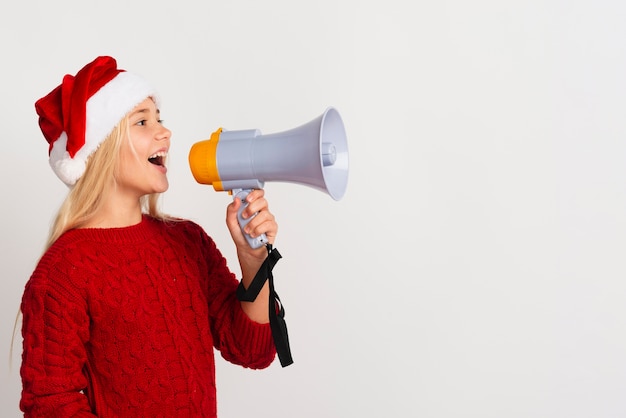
[233,189,269,249]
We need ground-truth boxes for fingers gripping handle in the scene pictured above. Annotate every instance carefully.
[234,189,268,249]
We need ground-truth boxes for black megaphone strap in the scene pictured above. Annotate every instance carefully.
[236,245,293,367]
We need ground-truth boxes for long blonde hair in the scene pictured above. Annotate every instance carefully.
[45,112,170,249]
[11,109,172,364]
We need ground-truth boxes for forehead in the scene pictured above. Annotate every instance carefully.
[130,97,159,115]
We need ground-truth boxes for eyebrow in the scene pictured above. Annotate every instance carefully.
[130,107,160,117]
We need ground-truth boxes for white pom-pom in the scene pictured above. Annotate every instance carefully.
[52,157,86,187]
[49,132,86,187]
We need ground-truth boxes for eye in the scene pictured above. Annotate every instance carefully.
[136,119,147,126]
[158,119,165,124]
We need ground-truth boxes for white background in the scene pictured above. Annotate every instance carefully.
[2,1,626,417]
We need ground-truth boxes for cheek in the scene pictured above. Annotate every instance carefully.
[115,147,143,181]
[120,139,144,166]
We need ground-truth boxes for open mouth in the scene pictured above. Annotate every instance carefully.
[148,151,167,167]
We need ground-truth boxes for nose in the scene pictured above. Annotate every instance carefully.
[156,124,171,142]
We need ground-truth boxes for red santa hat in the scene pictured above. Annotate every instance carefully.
[35,56,160,186]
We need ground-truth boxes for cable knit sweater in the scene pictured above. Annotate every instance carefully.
[20,215,276,417]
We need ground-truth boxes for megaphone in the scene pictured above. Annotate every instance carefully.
[189,107,349,248]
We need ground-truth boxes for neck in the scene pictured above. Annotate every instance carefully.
[83,193,144,229]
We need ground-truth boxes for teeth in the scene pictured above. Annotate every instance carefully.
[149,151,168,159]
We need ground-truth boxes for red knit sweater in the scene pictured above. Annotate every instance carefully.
[20,215,276,417]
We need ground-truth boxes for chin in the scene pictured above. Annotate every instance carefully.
[156,182,169,193]
[147,179,169,194]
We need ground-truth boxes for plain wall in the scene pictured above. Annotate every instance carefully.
[2,1,626,417]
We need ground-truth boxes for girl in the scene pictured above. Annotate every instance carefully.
[20,56,279,417]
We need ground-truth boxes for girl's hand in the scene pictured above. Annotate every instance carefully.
[226,189,277,258]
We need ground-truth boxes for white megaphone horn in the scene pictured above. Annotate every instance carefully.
[188,107,349,248]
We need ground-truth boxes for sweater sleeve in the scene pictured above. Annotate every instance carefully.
[20,254,96,417]
[193,224,276,369]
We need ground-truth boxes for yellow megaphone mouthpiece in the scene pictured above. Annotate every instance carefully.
[188,128,224,191]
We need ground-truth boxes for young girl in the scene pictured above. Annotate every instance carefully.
[20,56,279,417]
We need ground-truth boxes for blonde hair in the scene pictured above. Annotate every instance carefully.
[11,108,173,365]
[45,111,171,249]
